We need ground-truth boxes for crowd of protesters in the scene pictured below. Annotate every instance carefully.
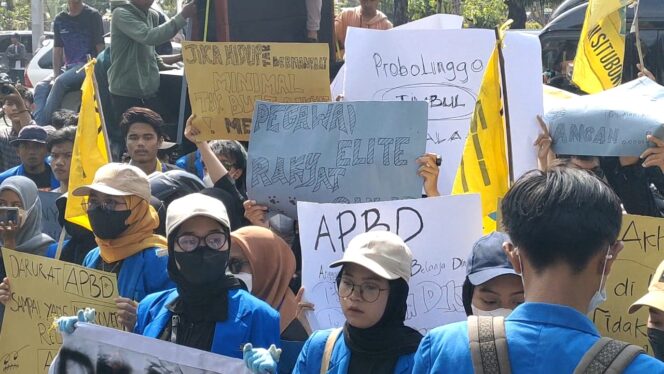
[1,0,664,373]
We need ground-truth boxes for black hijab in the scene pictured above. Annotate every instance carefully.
[166,230,242,322]
[337,270,423,373]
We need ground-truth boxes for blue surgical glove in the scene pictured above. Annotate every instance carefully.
[56,308,96,334]
[242,343,281,374]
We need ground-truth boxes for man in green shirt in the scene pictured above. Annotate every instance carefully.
[108,0,195,157]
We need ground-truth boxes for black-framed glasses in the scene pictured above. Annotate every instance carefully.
[337,279,388,303]
[82,199,128,212]
[228,258,249,274]
[176,232,228,252]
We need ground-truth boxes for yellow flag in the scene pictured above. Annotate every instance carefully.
[65,60,109,230]
[452,47,508,234]
[572,0,633,93]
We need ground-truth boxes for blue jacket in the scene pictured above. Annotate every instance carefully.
[293,328,414,374]
[0,163,60,190]
[83,246,174,301]
[412,302,664,373]
[175,151,205,179]
[135,288,281,359]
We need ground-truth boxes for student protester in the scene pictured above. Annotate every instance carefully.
[47,126,76,193]
[148,169,206,236]
[230,226,311,373]
[0,84,36,171]
[629,259,664,361]
[184,115,247,230]
[0,125,59,191]
[244,231,423,374]
[33,0,104,126]
[49,109,78,130]
[72,163,174,325]
[462,231,523,317]
[412,166,664,373]
[0,176,55,330]
[335,0,392,54]
[45,195,97,265]
[120,107,180,175]
[132,193,280,357]
[536,116,664,217]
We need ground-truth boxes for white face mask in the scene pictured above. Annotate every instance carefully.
[234,272,253,293]
[587,246,612,314]
[471,304,513,317]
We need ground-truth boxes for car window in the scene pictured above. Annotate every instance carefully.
[20,36,32,52]
[38,48,53,69]
[0,37,11,53]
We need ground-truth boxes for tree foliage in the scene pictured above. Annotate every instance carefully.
[462,0,508,28]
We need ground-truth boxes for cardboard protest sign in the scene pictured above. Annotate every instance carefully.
[247,100,428,219]
[49,323,250,374]
[592,214,664,354]
[343,28,541,195]
[39,191,63,242]
[298,194,482,333]
[0,248,120,373]
[183,41,331,141]
[545,77,664,157]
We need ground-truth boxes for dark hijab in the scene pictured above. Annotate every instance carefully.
[336,268,423,373]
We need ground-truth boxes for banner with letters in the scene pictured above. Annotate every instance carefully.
[183,41,331,141]
[48,323,250,374]
[298,195,483,333]
[0,248,119,373]
[247,100,428,219]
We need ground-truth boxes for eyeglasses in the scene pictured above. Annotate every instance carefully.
[82,199,128,212]
[176,232,228,252]
[221,161,236,170]
[228,258,249,274]
[337,279,388,303]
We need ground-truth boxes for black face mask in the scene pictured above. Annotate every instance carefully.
[87,208,131,239]
[648,327,664,360]
[174,247,229,285]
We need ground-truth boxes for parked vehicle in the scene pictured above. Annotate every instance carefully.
[539,0,664,92]
[0,31,53,83]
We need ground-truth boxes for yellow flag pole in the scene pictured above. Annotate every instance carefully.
[495,20,514,186]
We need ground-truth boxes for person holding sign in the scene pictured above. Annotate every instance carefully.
[0,176,55,330]
[461,231,523,317]
[71,163,174,328]
[413,166,664,373]
[629,259,664,362]
[244,231,423,374]
[133,193,280,358]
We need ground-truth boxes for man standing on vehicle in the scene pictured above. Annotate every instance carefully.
[107,0,196,159]
[33,0,105,127]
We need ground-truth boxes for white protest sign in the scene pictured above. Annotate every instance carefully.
[298,194,482,333]
[49,323,250,373]
[331,14,463,102]
[343,28,542,194]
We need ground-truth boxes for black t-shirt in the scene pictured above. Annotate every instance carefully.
[53,4,105,66]
[24,166,52,190]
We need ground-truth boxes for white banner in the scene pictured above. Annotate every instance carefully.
[298,195,483,334]
[49,323,250,374]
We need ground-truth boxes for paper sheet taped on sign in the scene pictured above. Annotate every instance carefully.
[183,41,331,141]
[592,214,664,354]
[0,248,120,374]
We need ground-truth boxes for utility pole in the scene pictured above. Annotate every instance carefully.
[31,0,44,53]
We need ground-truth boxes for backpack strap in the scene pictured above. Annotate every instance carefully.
[320,328,343,374]
[468,316,512,374]
[573,337,645,374]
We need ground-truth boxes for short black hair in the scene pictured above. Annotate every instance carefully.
[16,84,33,104]
[51,109,78,129]
[210,139,247,171]
[47,125,76,151]
[119,107,164,140]
[501,166,622,273]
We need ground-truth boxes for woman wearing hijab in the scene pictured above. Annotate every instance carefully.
[73,163,174,329]
[0,176,55,330]
[244,231,422,374]
[45,195,98,265]
[230,226,310,373]
[133,192,280,358]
